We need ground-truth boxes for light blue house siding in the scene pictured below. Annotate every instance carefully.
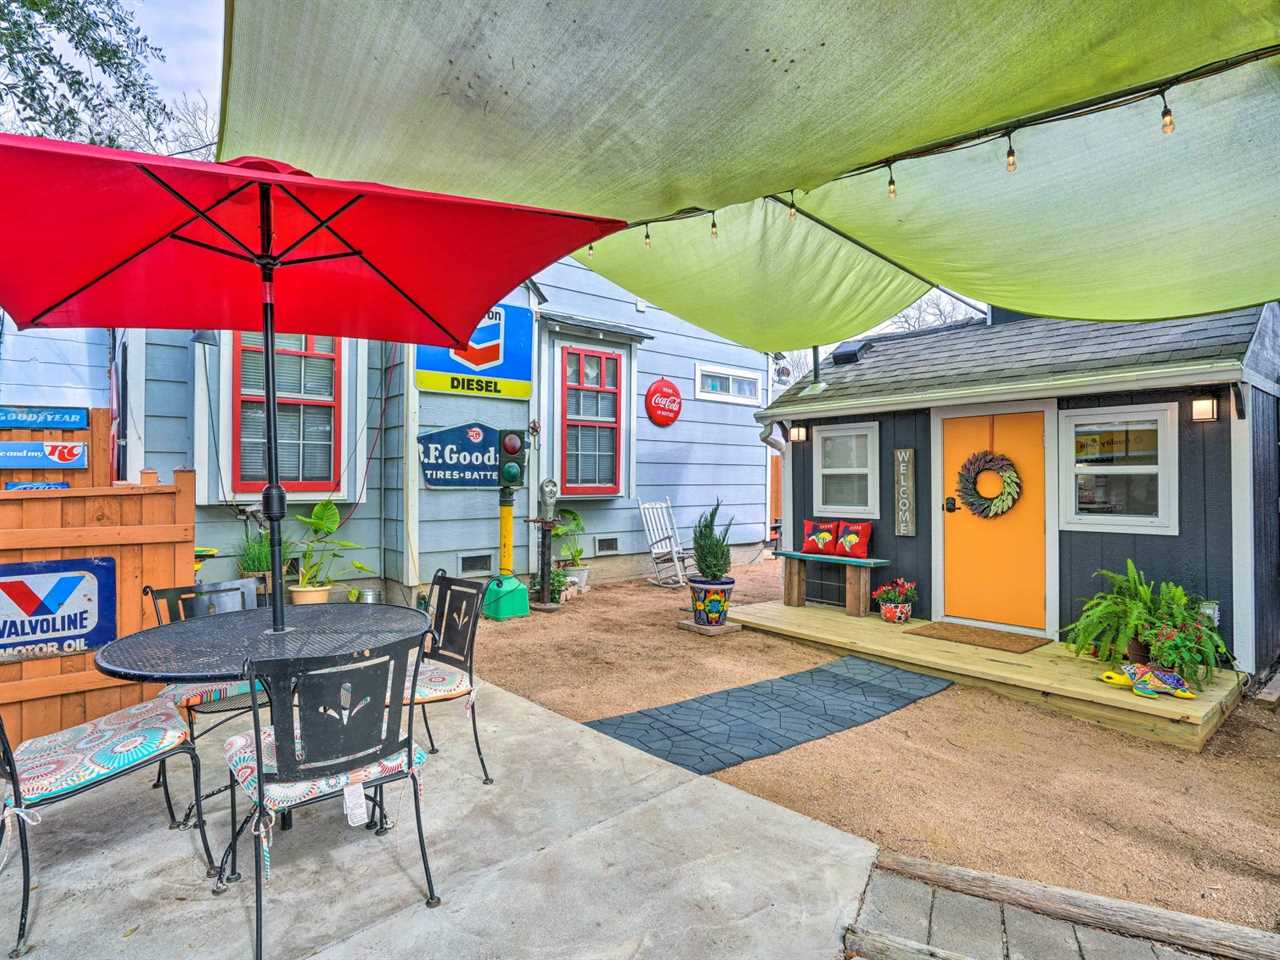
[133,259,770,589]
[0,316,109,409]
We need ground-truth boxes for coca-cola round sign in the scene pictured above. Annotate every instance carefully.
[645,378,683,427]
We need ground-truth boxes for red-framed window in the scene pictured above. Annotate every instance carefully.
[560,345,622,496]
[231,332,342,493]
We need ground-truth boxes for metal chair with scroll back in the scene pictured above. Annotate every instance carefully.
[405,569,499,785]
[218,632,438,960]
[0,700,216,958]
[144,578,262,822]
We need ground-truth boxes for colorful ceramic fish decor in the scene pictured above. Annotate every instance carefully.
[1100,663,1197,699]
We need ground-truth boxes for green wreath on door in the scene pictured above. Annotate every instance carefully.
[957,450,1021,518]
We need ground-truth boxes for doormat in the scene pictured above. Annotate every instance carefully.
[586,656,950,775]
[904,621,1051,654]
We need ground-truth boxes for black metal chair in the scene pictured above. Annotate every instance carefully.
[405,569,498,785]
[218,632,439,960]
[0,701,215,958]
[145,578,263,819]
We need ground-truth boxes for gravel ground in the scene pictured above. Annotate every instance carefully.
[476,557,1280,931]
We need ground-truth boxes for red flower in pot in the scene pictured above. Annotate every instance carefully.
[871,577,918,624]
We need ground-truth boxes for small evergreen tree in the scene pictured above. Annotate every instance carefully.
[692,499,733,581]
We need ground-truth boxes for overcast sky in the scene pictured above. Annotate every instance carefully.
[131,0,224,101]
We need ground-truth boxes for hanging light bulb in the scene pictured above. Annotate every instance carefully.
[1160,91,1175,135]
[587,243,594,259]
[1005,134,1018,173]
[710,211,718,240]
[644,224,652,249]
[887,165,897,200]
[789,189,798,221]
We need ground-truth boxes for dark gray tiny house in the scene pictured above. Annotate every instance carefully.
[758,304,1280,677]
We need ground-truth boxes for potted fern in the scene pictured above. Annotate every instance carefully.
[1063,560,1157,666]
[688,499,735,628]
[288,499,372,604]
[553,508,590,590]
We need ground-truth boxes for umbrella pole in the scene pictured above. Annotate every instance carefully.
[259,185,288,632]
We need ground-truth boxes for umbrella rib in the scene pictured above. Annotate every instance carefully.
[169,233,259,263]
[273,194,365,260]
[277,250,364,267]
[273,183,459,346]
[135,164,258,259]
[31,180,256,324]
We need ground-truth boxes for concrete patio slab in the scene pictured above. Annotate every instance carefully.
[0,681,875,959]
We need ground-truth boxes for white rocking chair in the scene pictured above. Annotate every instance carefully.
[638,497,693,587]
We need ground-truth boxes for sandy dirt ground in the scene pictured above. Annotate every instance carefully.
[477,557,1280,930]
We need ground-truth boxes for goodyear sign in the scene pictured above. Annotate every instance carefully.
[0,405,89,429]
[0,558,116,661]
[0,441,88,470]
[415,303,533,399]
[418,422,499,489]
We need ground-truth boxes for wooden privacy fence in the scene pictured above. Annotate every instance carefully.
[0,409,195,742]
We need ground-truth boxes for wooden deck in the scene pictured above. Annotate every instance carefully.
[730,600,1243,751]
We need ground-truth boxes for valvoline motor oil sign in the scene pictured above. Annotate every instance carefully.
[415,302,533,399]
[0,558,116,661]
[418,422,499,489]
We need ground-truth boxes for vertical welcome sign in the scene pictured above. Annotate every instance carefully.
[893,448,916,537]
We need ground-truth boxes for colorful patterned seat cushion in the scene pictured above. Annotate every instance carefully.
[11,699,189,805]
[403,663,472,704]
[224,728,428,812]
[158,679,258,709]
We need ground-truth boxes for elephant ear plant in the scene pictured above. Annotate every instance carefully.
[688,499,736,630]
[288,498,372,604]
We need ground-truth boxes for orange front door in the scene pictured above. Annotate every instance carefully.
[941,411,1046,630]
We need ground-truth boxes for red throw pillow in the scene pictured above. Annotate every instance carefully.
[801,519,839,555]
[835,521,872,559]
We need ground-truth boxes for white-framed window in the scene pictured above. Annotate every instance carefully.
[694,362,762,406]
[1058,403,1179,535]
[812,422,880,518]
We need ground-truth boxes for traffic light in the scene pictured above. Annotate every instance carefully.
[498,429,527,487]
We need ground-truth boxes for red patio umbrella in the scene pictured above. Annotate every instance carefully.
[0,133,625,630]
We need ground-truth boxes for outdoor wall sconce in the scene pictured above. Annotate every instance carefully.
[1191,396,1218,422]
[788,424,808,443]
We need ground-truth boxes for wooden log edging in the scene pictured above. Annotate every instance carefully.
[845,928,975,960]
[877,851,1280,960]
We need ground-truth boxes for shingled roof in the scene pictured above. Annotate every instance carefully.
[762,306,1270,420]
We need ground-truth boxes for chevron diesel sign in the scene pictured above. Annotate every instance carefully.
[0,558,116,661]
[415,302,533,399]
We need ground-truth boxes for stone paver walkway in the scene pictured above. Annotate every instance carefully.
[853,867,1214,960]
[587,655,950,774]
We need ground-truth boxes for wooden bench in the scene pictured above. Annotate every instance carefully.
[773,550,891,617]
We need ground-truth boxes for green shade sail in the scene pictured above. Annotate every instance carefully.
[220,0,1280,350]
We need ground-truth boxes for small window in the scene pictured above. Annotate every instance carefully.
[1058,403,1179,535]
[695,362,761,406]
[812,423,880,518]
[458,553,494,576]
[594,535,620,555]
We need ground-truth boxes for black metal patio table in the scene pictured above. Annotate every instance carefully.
[95,603,432,684]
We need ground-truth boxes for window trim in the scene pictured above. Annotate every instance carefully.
[457,551,495,577]
[1057,402,1179,536]
[230,332,343,494]
[560,345,623,497]
[694,361,762,406]
[812,422,880,519]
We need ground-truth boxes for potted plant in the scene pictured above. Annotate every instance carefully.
[1063,560,1157,665]
[871,578,917,623]
[553,508,590,590]
[236,528,284,602]
[688,499,734,628]
[288,499,371,604]
[1143,581,1229,689]
[530,566,569,607]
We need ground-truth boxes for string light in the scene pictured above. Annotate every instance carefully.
[710,211,718,240]
[1005,134,1018,173]
[644,224,652,248]
[788,189,797,221]
[1160,91,1175,134]
[587,243,594,258]
[887,164,897,199]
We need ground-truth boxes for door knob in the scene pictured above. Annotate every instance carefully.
[944,497,958,513]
